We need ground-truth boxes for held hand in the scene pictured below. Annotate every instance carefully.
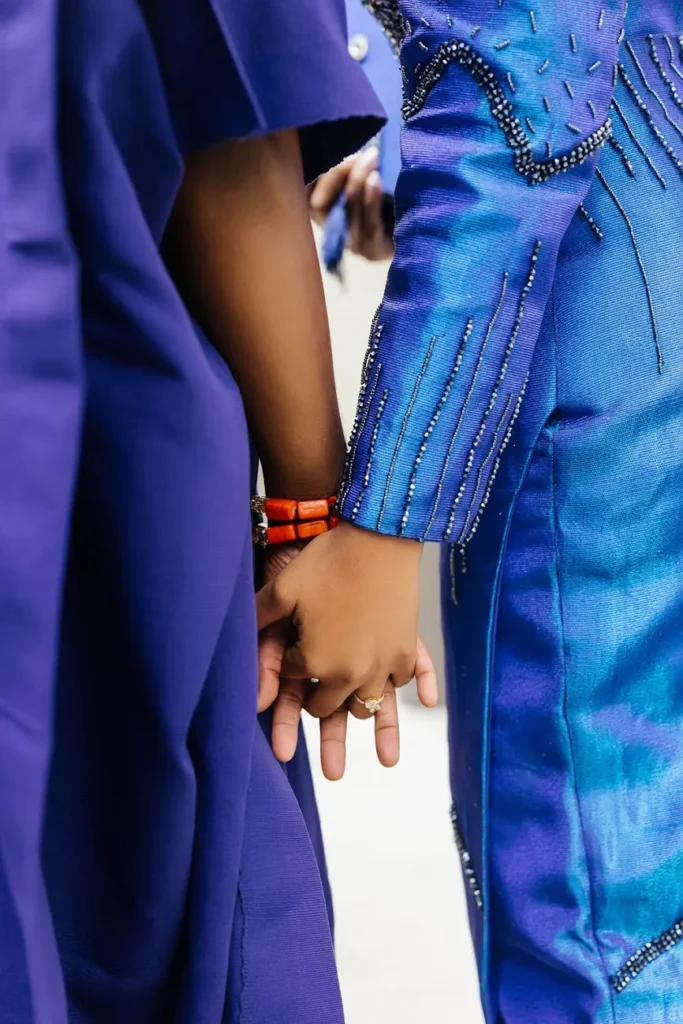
[270,638,437,781]
[256,521,437,718]
[308,149,395,262]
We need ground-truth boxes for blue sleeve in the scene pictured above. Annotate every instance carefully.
[337,0,625,541]
[137,0,386,180]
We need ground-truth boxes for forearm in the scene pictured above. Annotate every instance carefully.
[337,1,624,541]
[166,129,345,498]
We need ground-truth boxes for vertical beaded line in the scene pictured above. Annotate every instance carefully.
[625,41,683,145]
[450,807,483,910]
[457,393,515,544]
[462,375,529,546]
[349,388,390,521]
[460,544,468,575]
[449,544,459,605]
[340,320,382,500]
[664,34,683,84]
[579,204,604,240]
[608,134,636,176]
[648,34,683,119]
[444,242,542,541]
[596,168,662,373]
[339,360,383,514]
[423,275,509,539]
[611,96,668,187]
[399,321,474,537]
[617,65,683,175]
[376,334,438,530]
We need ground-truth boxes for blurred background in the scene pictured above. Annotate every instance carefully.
[304,245,484,1024]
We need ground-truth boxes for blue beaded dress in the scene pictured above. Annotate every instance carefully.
[339,1,683,1019]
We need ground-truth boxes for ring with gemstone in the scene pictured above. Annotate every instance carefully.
[352,691,385,715]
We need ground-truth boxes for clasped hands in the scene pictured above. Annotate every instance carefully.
[256,521,438,780]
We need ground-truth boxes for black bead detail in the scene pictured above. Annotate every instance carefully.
[611,919,683,993]
[450,806,483,910]
[402,39,612,185]
[361,0,409,55]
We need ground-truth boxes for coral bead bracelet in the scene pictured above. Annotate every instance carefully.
[251,495,339,547]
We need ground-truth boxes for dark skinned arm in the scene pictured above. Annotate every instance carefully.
[166,128,344,499]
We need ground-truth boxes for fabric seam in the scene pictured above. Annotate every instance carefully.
[549,289,617,1023]
[481,383,547,1018]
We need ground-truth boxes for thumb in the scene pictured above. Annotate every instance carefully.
[256,577,295,632]
[415,636,439,708]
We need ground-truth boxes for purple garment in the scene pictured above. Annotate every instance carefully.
[0,0,383,1021]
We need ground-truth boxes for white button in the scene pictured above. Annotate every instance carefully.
[349,33,369,62]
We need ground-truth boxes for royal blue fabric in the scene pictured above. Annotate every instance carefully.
[346,0,683,1019]
[0,0,382,1021]
[338,0,624,540]
[321,0,403,275]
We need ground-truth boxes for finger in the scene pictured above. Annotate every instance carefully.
[320,706,348,781]
[345,147,379,203]
[309,158,354,224]
[281,643,314,680]
[305,679,353,720]
[257,623,286,712]
[374,682,400,768]
[363,169,384,236]
[271,679,306,762]
[256,578,294,632]
[347,195,364,255]
[415,637,439,708]
[349,677,389,721]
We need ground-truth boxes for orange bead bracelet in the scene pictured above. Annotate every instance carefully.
[251,495,339,547]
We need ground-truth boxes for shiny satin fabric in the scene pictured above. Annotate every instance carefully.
[443,11,683,1020]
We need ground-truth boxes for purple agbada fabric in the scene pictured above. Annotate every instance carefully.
[0,1,383,1021]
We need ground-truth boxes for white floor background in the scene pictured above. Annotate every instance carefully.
[305,248,484,1023]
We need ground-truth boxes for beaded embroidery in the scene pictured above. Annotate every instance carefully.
[360,0,408,55]
[399,321,473,536]
[423,274,509,540]
[450,806,483,910]
[611,918,683,993]
[445,241,542,541]
[402,40,612,185]
[377,333,439,530]
[596,168,662,373]
[349,387,390,521]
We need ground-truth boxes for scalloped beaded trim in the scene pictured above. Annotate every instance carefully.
[402,39,612,185]
[610,918,683,993]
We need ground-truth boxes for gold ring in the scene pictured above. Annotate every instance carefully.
[352,691,385,715]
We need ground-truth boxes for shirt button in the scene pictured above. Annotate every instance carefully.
[349,33,370,62]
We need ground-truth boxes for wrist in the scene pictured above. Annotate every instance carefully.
[260,440,346,502]
[336,519,423,564]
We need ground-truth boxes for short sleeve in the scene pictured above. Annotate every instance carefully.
[137,0,386,181]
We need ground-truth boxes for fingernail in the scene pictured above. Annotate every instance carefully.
[367,170,381,191]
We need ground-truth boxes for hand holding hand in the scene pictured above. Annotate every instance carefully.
[256,522,438,778]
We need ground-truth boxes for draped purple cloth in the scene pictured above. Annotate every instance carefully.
[0,0,383,1020]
